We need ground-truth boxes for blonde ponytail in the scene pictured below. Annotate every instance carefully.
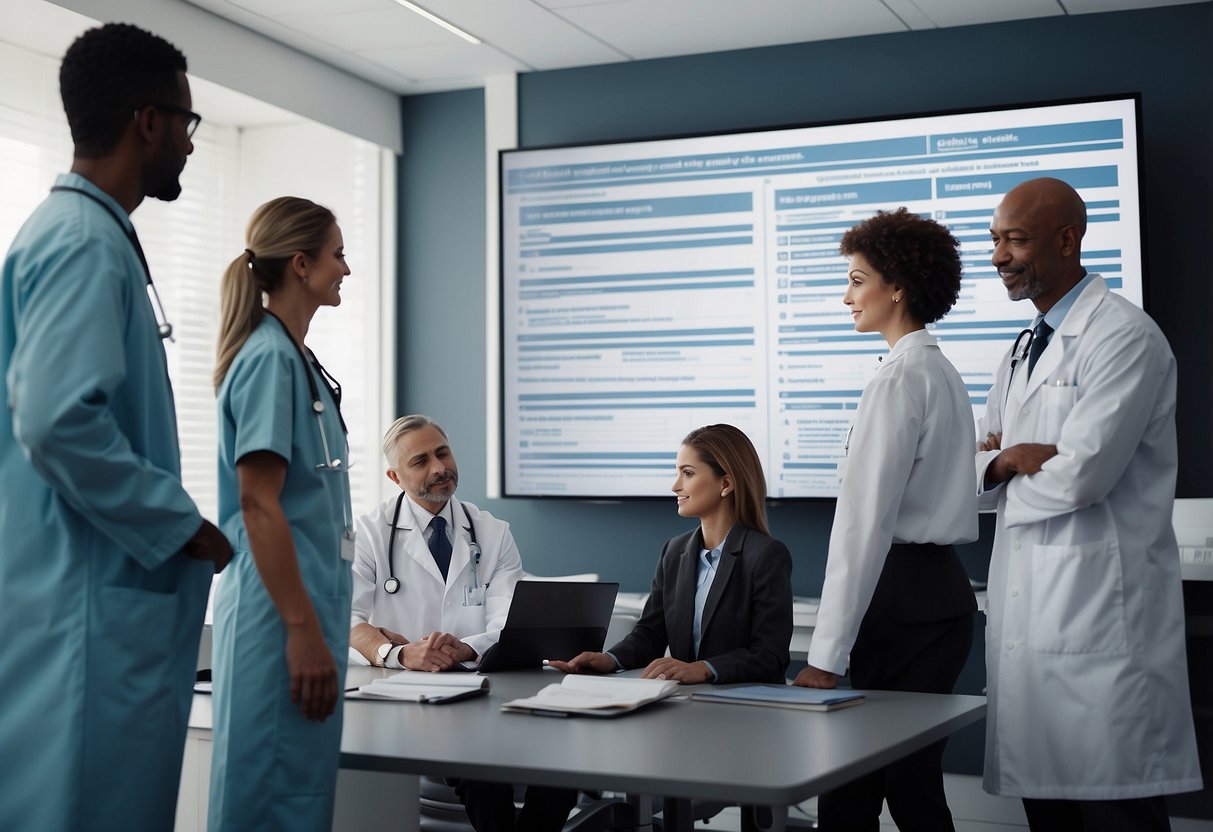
[212,196,337,390]
[213,251,264,389]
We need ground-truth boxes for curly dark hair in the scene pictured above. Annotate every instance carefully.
[59,23,187,158]
[839,208,962,324]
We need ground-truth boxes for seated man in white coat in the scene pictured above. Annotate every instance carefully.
[349,414,577,832]
[350,414,523,670]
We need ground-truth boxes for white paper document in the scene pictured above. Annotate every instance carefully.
[502,674,679,717]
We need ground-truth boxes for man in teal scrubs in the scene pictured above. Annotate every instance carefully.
[0,23,231,831]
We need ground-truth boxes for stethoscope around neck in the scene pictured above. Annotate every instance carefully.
[383,492,480,594]
[1003,326,1036,409]
[264,310,348,473]
[1008,327,1035,385]
[50,185,174,341]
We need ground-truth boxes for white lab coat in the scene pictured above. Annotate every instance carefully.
[810,329,977,676]
[349,494,525,661]
[976,275,1201,799]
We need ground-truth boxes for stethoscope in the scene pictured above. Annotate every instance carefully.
[383,491,481,596]
[264,310,348,473]
[50,185,174,341]
[1003,326,1037,410]
[263,310,354,547]
[1008,327,1035,386]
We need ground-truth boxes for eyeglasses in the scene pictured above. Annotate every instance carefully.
[141,102,202,139]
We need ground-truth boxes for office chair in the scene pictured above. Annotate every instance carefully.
[419,777,638,832]
[654,802,787,831]
[521,572,602,582]
[419,777,475,832]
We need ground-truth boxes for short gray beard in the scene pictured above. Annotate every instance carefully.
[1006,271,1042,302]
[417,470,458,502]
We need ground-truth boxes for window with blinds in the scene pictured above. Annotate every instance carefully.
[1,42,392,525]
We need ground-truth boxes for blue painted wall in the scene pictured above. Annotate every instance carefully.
[398,3,1213,787]
[399,3,1212,594]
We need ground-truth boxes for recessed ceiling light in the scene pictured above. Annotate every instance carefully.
[391,0,481,45]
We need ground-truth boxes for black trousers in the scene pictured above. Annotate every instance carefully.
[1022,796,1172,832]
[816,543,976,832]
[454,779,579,832]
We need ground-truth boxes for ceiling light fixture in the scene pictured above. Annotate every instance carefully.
[392,0,482,45]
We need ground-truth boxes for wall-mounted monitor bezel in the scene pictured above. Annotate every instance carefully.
[498,93,1146,501]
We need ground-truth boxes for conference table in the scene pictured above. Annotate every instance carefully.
[330,667,984,831]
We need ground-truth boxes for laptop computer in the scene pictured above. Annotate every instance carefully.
[476,580,620,672]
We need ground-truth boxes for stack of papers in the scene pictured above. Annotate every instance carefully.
[502,675,680,717]
[690,684,864,712]
[351,671,490,704]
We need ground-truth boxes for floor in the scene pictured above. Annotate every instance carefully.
[666,775,1213,831]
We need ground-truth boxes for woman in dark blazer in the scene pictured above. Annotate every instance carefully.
[552,424,792,685]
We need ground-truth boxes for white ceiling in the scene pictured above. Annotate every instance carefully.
[181,0,1207,95]
[1,0,303,126]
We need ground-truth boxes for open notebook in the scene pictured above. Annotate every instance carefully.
[348,671,490,704]
[501,675,679,717]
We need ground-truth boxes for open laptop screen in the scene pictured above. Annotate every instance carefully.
[477,581,619,672]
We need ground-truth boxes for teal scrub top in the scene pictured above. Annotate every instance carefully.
[0,173,210,831]
[208,316,353,831]
[215,315,352,594]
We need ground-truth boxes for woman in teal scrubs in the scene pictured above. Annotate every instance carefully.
[208,197,354,831]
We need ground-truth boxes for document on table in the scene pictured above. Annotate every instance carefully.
[502,675,680,717]
[349,671,491,704]
[690,684,865,712]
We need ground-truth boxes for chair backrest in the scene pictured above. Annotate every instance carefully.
[521,572,601,582]
[604,611,640,650]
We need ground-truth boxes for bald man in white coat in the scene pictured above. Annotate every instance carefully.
[977,177,1201,831]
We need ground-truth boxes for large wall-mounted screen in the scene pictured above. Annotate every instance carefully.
[500,96,1143,499]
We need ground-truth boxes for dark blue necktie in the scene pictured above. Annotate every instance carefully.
[428,516,451,580]
[1027,320,1053,378]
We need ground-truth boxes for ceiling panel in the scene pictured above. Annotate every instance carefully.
[362,41,532,79]
[275,7,451,51]
[555,0,908,61]
[908,0,1063,27]
[188,0,431,89]
[189,0,383,22]
[881,0,941,29]
[534,0,635,8]
[1063,0,1208,12]
[180,0,1204,95]
[416,0,631,69]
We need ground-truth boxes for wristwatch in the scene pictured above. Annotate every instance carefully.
[376,642,395,667]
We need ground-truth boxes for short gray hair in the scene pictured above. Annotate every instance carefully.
[382,414,448,465]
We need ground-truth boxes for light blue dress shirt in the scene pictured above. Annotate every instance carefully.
[692,544,723,681]
[692,545,721,654]
[0,174,211,830]
[607,536,726,681]
[1038,270,1096,332]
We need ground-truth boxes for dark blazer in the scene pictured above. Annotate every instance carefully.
[607,524,792,684]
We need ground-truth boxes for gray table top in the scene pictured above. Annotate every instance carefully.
[194,667,985,806]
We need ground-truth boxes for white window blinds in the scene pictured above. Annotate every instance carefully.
[1,39,392,525]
